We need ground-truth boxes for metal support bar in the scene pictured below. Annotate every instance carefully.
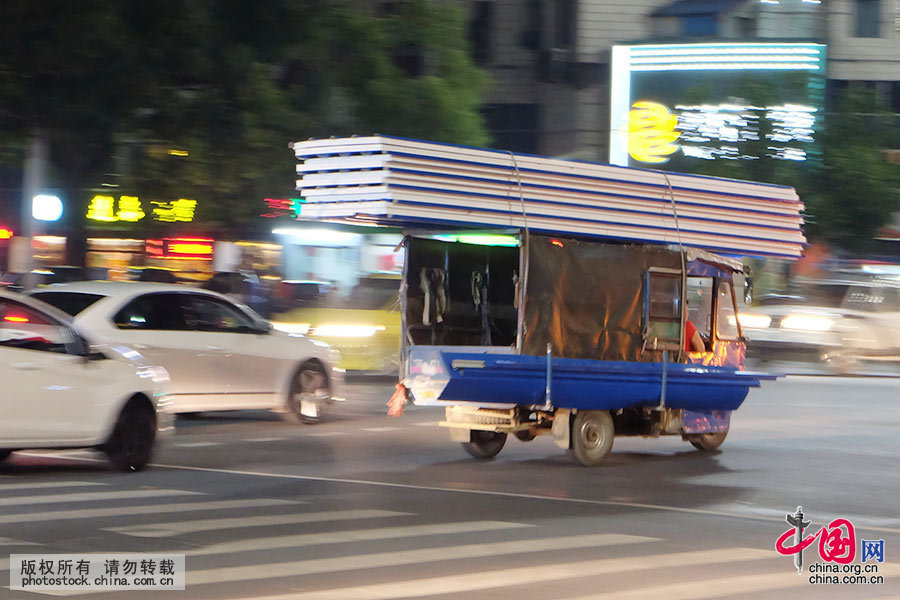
[543,342,553,410]
[658,349,668,411]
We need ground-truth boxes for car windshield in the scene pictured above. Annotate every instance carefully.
[30,291,105,316]
[342,279,400,310]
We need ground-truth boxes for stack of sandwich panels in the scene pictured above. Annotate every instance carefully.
[292,136,806,259]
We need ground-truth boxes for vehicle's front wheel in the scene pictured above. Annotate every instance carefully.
[571,410,614,467]
[687,430,728,452]
[0,450,12,462]
[286,361,329,424]
[462,430,507,459]
[105,402,156,472]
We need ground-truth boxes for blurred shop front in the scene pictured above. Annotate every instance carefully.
[272,225,404,294]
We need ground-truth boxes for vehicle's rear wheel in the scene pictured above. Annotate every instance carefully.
[571,410,614,467]
[462,430,507,459]
[687,430,728,452]
[0,450,12,462]
[286,361,329,424]
[105,402,156,472]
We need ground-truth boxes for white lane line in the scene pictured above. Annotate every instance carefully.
[306,432,347,437]
[0,498,301,525]
[106,509,412,538]
[188,533,656,586]
[230,547,777,600]
[244,437,285,443]
[570,563,900,600]
[173,442,221,448]
[0,481,105,492]
[188,521,532,557]
[138,462,900,535]
[360,427,399,432]
[0,537,40,546]
[0,489,199,507]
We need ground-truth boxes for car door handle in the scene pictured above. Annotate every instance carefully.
[11,362,40,371]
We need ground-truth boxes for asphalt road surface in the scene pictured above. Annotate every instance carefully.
[2,375,899,599]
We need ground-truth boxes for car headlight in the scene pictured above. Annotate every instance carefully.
[734,314,772,329]
[780,314,833,332]
[312,324,386,338]
[271,321,311,335]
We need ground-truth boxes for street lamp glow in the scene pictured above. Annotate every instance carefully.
[32,195,63,222]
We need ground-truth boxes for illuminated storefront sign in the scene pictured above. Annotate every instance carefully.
[87,195,196,223]
[0,228,13,240]
[610,42,826,168]
[146,237,214,260]
[152,199,197,223]
[262,198,305,218]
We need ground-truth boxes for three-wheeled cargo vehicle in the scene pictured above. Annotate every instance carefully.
[289,136,804,466]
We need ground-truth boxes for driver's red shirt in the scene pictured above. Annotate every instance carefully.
[685,320,698,352]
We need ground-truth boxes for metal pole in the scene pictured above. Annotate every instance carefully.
[21,131,48,290]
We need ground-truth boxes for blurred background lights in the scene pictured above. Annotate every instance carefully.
[32,194,63,222]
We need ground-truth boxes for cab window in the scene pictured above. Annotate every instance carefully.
[644,270,682,350]
[0,300,70,353]
[686,277,713,338]
[114,293,189,330]
[715,281,740,340]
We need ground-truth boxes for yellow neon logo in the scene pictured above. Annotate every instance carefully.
[85,195,119,222]
[152,198,197,223]
[116,195,145,222]
[628,101,680,163]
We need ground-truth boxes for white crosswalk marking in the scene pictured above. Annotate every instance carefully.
[173,441,221,448]
[0,481,104,492]
[569,563,900,599]
[188,520,533,556]
[187,533,656,586]
[0,537,39,546]
[106,509,412,538]
[0,498,301,525]
[230,548,776,600]
[0,489,199,507]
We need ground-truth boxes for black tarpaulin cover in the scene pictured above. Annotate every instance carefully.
[522,236,683,362]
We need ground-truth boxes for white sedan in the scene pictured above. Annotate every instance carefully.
[30,282,343,422]
[0,290,173,471]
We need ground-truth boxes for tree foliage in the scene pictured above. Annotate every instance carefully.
[0,0,489,237]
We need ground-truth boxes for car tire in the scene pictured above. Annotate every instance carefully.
[571,410,615,467]
[105,401,156,472]
[0,450,11,462]
[462,430,507,459]
[285,360,329,424]
[687,430,728,452]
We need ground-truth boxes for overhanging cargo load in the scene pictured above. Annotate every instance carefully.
[291,135,805,259]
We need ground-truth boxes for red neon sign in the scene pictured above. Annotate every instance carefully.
[145,238,214,260]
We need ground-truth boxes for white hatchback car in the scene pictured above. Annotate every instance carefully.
[0,290,173,471]
[30,282,343,422]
